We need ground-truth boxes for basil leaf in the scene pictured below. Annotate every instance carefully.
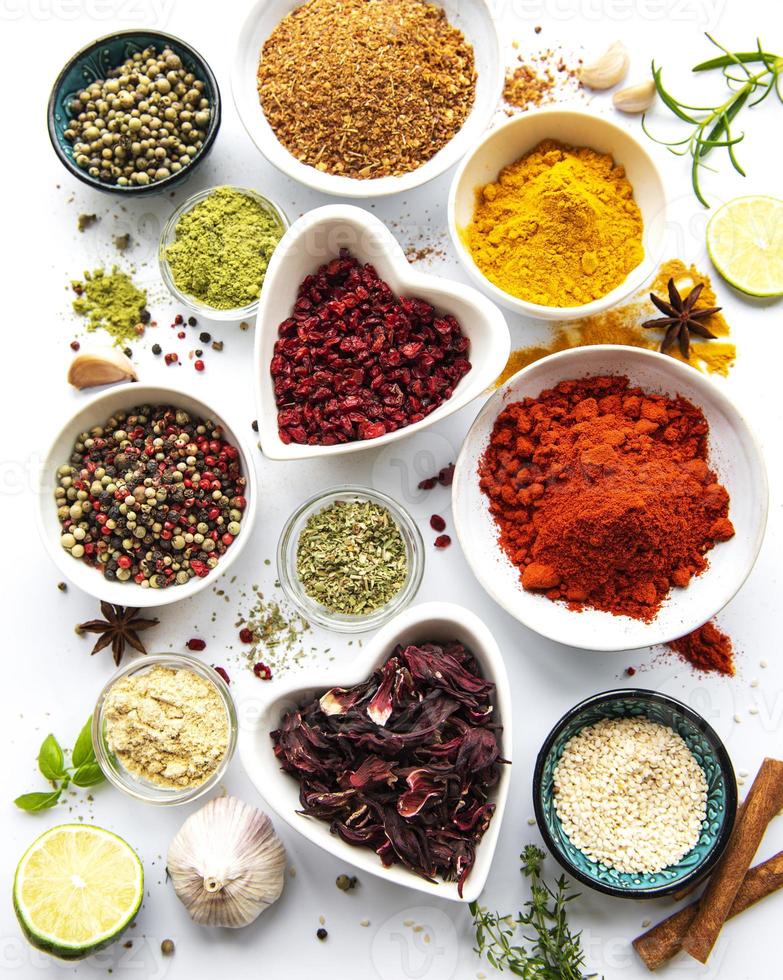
[15,789,62,812]
[71,716,96,769]
[71,763,105,788]
[38,734,66,781]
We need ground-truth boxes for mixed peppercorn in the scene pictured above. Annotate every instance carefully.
[55,404,246,589]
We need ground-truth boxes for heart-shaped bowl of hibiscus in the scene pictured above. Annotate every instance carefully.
[253,204,510,460]
[239,601,512,902]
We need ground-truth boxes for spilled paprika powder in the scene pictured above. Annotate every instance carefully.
[479,375,734,621]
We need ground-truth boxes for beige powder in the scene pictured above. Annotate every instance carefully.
[104,665,229,789]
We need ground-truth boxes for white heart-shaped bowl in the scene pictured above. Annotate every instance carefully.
[453,346,769,652]
[448,108,667,320]
[232,0,503,198]
[254,205,510,460]
[36,384,258,607]
[239,601,512,903]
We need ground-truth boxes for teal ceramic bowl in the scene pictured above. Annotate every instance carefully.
[533,689,736,899]
[47,29,221,195]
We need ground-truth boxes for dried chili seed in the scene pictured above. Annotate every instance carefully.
[434,534,451,548]
[186,638,206,651]
[239,627,254,643]
[213,666,230,684]
[253,661,272,680]
[430,514,446,532]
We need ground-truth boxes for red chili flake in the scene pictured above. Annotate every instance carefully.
[239,627,254,643]
[213,666,230,684]
[429,514,446,532]
[270,251,471,447]
[164,352,178,366]
[186,638,206,651]
[194,359,205,372]
[253,662,272,680]
[434,534,451,548]
[70,340,81,351]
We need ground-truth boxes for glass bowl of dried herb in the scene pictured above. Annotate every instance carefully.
[277,486,424,632]
[159,185,289,320]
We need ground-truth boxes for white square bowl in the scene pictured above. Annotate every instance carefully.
[239,601,512,903]
[253,205,510,460]
[452,346,769,651]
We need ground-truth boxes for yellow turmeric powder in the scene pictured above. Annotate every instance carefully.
[462,139,644,306]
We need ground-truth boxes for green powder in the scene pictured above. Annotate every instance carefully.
[165,187,285,310]
[71,267,148,346]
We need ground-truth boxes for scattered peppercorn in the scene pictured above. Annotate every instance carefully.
[213,666,230,684]
[251,420,259,432]
[57,581,68,592]
[186,637,207,651]
[199,332,212,344]
[160,939,175,956]
[316,928,328,941]
[195,359,205,372]
[626,666,637,677]
[165,352,178,365]
[430,514,446,532]
[188,316,197,326]
[252,661,272,680]
[177,330,186,339]
[140,309,151,324]
[212,340,224,352]
[434,534,451,548]
[195,349,203,357]
[239,627,255,643]
[70,340,81,351]
[336,874,358,892]
[240,320,249,331]
[152,343,162,355]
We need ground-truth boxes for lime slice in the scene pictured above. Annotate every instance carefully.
[13,824,143,961]
[707,195,783,297]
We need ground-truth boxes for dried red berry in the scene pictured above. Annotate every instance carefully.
[438,464,455,486]
[418,477,438,490]
[625,666,637,677]
[253,662,272,680]
[430,514,446,532]
[213,666,230,684]
[70,340,80,351]
[239,627,254,643]
[434,534,452,549]
[186,638,206,651]
[164,352,178,366]
[194,359,205,372]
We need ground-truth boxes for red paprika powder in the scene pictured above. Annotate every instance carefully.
[667,621,735,676]
[479,375,734,621]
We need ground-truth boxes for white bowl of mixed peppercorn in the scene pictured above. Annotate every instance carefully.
[254,205,510,460]
[232,0,503,197]
[36,384,257,608]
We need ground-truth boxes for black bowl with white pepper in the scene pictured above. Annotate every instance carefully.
[533,689,737,899]
[47,29,221,195]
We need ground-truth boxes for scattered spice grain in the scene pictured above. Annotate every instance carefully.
[257,0,476,179]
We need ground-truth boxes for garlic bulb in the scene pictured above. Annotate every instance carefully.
[167,796,286,928]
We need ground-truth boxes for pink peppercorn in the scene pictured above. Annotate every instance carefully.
[194,359,205,372]
[165,352,178,366]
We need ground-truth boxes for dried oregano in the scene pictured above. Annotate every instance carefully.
[296,500,407,614]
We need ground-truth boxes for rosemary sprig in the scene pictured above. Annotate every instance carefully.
[470,845,600,979]
[643,35,783,206]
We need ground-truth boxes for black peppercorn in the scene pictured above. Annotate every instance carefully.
[199,332,211,344]
[251,420,259,432]
[152,343,162,355]
[316,928,327,941]
[188,316,197,326]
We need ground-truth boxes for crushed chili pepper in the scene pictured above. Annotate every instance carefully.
[271,251,471,446]
[667,621,735,676]
[479,375,734,621]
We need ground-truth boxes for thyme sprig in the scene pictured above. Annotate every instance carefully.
[470,845,600,979]
[643,36,783,206]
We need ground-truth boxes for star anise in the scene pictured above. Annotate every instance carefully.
[642,278,721,359]
[76,602,159,666]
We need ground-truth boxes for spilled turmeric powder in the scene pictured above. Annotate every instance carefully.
[494,259,736,387]
[462,139,644,306]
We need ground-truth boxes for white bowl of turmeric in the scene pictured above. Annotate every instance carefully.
[447,108,666,321]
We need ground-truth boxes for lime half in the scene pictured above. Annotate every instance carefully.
[13,824,143,960]
[707,195,783,297]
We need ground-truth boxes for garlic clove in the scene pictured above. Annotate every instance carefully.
[613,79,656,114]
[580,41,630,90]
[167,796,286,929]
[67,349,137,389]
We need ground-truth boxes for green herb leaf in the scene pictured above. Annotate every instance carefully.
[38,734,66,781]
[15,789,62,812]
[71,716,96,769]
[70,763,105,788]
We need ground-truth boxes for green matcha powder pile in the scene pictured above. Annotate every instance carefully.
[165,186,285,309]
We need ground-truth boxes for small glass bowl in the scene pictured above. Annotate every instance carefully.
[158,185,289,320]
[278,485,425,633]
[92,653,237,806]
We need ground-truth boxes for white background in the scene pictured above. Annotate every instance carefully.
[1,0,782,977]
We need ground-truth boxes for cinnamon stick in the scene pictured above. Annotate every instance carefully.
[682,757,783,963]
[633,850,783,970]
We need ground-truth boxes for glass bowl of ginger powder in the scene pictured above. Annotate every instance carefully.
[92,653,237,805]
[159,184,289,320]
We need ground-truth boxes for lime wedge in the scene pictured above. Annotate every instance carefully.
[707,195,783,297]
[13,824,143,960]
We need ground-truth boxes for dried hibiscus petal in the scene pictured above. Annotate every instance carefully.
[270,640,505,895]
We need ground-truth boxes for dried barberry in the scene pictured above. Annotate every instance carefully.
[430,514,446,532]
[434,534,451,548]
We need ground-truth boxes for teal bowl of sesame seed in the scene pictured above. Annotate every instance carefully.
[277,486,425,633]
[533,689,737,899]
